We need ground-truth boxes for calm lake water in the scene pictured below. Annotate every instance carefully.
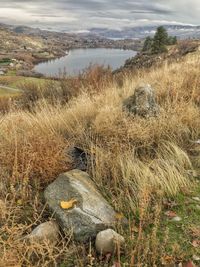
[34,48,137,76]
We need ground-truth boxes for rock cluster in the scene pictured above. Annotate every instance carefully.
[24,84,161,254]
[26,169,125,255]
[44,169,118,242]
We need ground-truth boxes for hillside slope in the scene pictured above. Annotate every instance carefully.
[117,40,200,73]
[0,51,200,266]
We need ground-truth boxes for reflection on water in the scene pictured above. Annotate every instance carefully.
[34,48,137,76]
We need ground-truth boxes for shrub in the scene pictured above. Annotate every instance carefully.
[142,36,153,53]
[15,65,113,112]
[151,26,168,54]
[143,26,177,54]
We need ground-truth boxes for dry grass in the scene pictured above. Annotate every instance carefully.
[14,65,113,110]
[0,52,200,266]
[0,76,20,86]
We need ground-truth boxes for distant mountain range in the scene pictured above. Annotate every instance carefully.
[88,25,200,40]
[0,22,141,52]
[1,22,200,40]
[0,23,57,36]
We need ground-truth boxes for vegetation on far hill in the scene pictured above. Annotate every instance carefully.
[142,26,177,54]
[121,39,199,73]
[0,42,200,266]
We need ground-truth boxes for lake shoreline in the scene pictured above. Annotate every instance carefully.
[33,48,137,77]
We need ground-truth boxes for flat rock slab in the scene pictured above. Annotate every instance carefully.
[44,169,117,242]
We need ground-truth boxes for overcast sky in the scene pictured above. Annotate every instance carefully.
[0,0,199,31]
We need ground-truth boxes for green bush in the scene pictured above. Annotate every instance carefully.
[142,36,153,53]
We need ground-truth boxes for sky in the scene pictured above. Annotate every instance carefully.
[0,0,199,31]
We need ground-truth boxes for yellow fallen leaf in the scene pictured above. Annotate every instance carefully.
[17,199,23,205]
[60,199,78,210]
[115,213,124,220]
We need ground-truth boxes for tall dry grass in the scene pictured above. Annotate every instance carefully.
[15,65,113,111]
[0,52,200,266]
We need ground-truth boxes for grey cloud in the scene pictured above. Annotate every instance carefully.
[130,9,172,15]
[0,0,199,30]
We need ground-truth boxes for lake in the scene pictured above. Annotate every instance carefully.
[34,48,137,77]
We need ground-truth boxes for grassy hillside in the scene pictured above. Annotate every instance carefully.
[0,28,46,52]
[0,51,200,266]
[120,40,200,73]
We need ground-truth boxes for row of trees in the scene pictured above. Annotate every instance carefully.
[142,26,177,54]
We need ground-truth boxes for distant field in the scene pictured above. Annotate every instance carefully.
[0,75,54,92]
[0,75,49,98]
[0,75,63,101]
[1,76,45,85]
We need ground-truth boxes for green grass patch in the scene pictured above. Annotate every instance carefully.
[10,77,47,88]
[158,182,200,262]
[0,75,55,89]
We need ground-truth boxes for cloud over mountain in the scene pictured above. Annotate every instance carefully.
[0,0,199,30]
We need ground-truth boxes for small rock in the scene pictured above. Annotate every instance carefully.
[192,197,200,202]
[44,170,119,242]
[25,221,60,244]
[171,216,182,222]
[95,229,125,255]
[195,205,200,211]
[123,84,160,118]
[193,255,200,261]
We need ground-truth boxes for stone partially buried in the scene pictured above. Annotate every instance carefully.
[44,170,118,242]
[95,229,125,255]
[123,84,160,117]
[25,221,60,244]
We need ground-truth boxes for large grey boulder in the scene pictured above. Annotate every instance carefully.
[44,170,117,242]
[123,84,160,117]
